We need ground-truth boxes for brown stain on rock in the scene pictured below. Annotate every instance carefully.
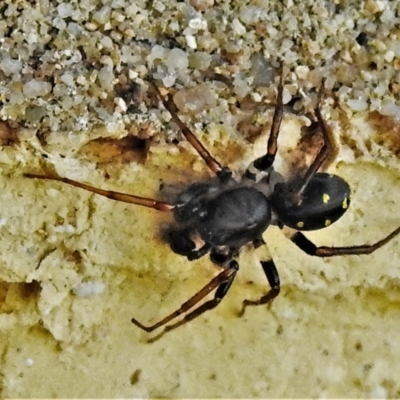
[0,121,20,146]
[0,281,41,313]
[368,111,400,156]
[79,135,150,165]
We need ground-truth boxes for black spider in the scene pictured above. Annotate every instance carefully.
[25,72,400,334]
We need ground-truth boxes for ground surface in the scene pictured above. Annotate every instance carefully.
[1,0,400,398]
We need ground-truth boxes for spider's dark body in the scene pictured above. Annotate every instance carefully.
[25,71,400,335]
[169,171,350,258]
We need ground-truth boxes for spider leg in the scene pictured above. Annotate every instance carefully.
[288,226,400,256]
[240,259,281,316]
[187,243,212,261]
[131,260,238,332]
[294,82,338,195]
[24,173,174,212]
[152,84,232,182]
[245,66,284,180]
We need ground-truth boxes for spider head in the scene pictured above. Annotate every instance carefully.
[166,227,197,257]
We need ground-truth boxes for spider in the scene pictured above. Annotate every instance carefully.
[25,72,400,334]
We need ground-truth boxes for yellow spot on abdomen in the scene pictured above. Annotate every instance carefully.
[297,221,304,228]
[325,219,332,227]
[342,198,348,209]
[322,193,330,203]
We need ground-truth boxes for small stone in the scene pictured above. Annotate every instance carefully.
[189,0,214,11]
[23,80,52,98]
[173,83,216,113]
[93,6,111,25]
[57,3,74,18]
[166,48,189,70]
[189,18,207,31]
[189,52,211,70]
[98,66,114,90]
[0,58,22,76]
[25,106,47,122]
[185,35,197,49]
[347,98,368,111]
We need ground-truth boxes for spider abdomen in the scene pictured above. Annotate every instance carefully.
[197,187,271,247]
[270,173,351,231]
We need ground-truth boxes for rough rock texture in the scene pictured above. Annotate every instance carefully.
[1,0,400,398]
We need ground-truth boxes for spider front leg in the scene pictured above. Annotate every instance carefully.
[24,173,174,212]
[245,66,284,180]
[131,260,239,333]
[151,83,232,183]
